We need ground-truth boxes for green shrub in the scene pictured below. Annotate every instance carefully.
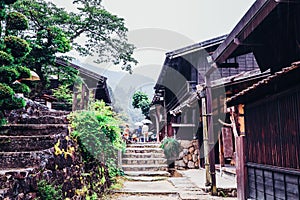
[0,50,13,66]
[52,84,73,104]
[4,0,17,5]
[11,82,30,94]
[0,95,25,110]
[15,65,30,78]
[160,137,182,161]
[69,101,125,178]
[0,66,20,83]
[0,83,13,98]
[4,35,31,58]
[6,12,28,30]
[37,180,62,200]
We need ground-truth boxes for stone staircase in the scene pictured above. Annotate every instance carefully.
[122,143,170,179]
[0,106,70,198]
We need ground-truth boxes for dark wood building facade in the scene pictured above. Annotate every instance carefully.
[214,0,300,199]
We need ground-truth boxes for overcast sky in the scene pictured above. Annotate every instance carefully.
[52,0,256,87]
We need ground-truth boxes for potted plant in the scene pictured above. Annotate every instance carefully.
[160,137,182,172]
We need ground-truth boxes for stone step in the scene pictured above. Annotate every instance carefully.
[125,147,163,154]
[122,152,165,159]
[126,143,161,148]
[0,149,52,169]
[0,168,35,190]
[0,188,9,198]
[122,158,167,165]
[39,111,70,117]
[0,135,59,152]
[122,164,168,172]
[15,115,68,124]
[125,176,168,182]
[124,171,170,177]
[0,124,68,136]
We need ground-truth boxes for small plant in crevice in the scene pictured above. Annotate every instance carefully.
[36,180,62,200]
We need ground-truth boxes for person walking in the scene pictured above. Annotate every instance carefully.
[142,124,149,142]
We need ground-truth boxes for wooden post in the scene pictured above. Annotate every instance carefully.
[201,96,211,186]
[85,88,90,109]
[206,76,217,196]
[236,135,247,200]
[72,92,78,111]
[80,84,86,110]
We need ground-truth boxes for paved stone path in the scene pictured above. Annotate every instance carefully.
[112,170,237,200]
[114,143,237,200]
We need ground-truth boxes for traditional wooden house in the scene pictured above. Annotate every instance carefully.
[151,34,260,160]
[35,59,111,110]
[209,0,300,199]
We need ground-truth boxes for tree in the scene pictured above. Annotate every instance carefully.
[132,91,151,118]
[12,0,137,93]
[0,0,32,125]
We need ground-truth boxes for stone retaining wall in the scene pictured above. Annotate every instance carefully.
[176,140,200,169]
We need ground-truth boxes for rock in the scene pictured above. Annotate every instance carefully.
[192,154,198,162]
[188,161,195,169]
[194,149,199,155]
[179,140,192,149]
[183,149,189,156]
[17,193,24,200]
[178,152,184,159]
[231,190,237,197]
[177,160,186,168]
[183,156,188,164]
[188,147,195,154]
[187,154,192,161]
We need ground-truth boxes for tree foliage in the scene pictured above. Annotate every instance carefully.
[132,91,151,118]
[12,0,137,88]
[0,0,31,124]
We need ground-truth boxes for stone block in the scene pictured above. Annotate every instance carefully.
[177,160,186,168]
[183,156,188,164]
[192,154,198,162]
[187,161,195,169]
[188,147,195,154]
[179,140,192,149]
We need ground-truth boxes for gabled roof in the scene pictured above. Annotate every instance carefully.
[166,35,227,58]
[212,0,300,72]
[55,58,107,83]
[154,35,227,90]
[227,61,300,106]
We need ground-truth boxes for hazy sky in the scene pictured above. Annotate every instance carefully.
[51,0,256,89]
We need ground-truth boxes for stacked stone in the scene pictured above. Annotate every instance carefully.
[176,140,200,169]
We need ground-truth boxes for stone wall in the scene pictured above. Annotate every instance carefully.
[176,140,200,169]
[0,135,111,199]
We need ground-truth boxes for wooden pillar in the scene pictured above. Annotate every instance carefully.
[72,92,78,111]
[80,84,86,110]
[236,135,247,200]
[201,96,211,186]
[85,88,90,109]
[206,77,217,195]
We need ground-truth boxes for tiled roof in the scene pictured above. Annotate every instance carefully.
[227,61,300,104]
